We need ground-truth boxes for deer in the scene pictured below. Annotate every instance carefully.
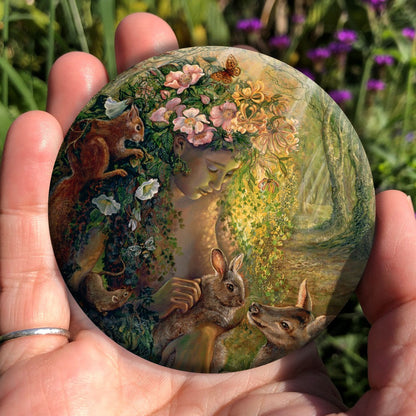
[247,279,334,368]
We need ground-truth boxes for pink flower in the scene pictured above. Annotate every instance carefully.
[173,108,210,135]
[164,64,204,93]
[200,94,210,104]
[160,90,171,99]
[187,126,216,147]
[150,98,185,124]
[209,101,237,131]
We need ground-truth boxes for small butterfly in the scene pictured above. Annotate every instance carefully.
[210,54,241,84]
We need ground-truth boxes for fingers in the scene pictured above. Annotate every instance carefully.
[357,190,416,323]
[0,111,70,371]
[47,52,109,134]
[354,192,416,414]
[159,278,202,318]
[47,13,179,135]
[115,12,178,73]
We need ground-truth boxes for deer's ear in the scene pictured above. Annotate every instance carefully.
[211,249,227,277]
[229,253,244,272]
[307,315,334,339]
[296,279,312,312]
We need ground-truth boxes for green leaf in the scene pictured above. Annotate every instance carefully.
[0,57,38,110]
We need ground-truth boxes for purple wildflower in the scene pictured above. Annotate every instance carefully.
[236,18,263,32]
[402,27,416,40]
[269,35,291,50]
[297,68,316,81]
[367,79,385,91]
[329,90,353,104]
[374,54,394,66]
[405,132,415,143]
[307,47,331,61]
[364,0,387,12]
[336,29,357,44]
[329,41,352,54]
[292,14,305,24]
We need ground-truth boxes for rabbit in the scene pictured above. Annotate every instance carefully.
[248,279,334,368]
[152,248,246,372]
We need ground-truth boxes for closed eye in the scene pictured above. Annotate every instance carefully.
[207,164,219,173]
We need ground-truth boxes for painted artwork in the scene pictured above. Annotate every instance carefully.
[49,46,375,373]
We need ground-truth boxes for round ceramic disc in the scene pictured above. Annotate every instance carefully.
[49,46,375,372]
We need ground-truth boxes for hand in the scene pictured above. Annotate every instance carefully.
[1,12,415,415]
[150,277,202,319]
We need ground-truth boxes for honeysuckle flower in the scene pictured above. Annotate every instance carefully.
[232,80,267,106]
[135,178,160,201]
[92,194,121,216]
[277,133,300,154]
[150,98,185,124]
[164,64,204,93]
[402,27,415,40]
[187,125,216,147]
[209,101,237,130]
[329,89,353,104]
[104,97,129,119]
[269,97,291,117]
[374,54,394,66]
[367,79,385,91]
[231,102,267,134]
[258,178,279,193]
[236,18,263,32]
[173,108,209,135]
[252,117,298,155]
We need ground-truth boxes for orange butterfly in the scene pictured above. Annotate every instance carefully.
[210,54,241,84]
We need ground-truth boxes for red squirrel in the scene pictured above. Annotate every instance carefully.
[49,104,145,267]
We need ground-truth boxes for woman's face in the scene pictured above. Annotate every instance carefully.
[173,137,241,200]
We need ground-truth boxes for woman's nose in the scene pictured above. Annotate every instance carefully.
[210,172,225,190]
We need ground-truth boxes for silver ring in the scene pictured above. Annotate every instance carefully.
[0,327,70,345]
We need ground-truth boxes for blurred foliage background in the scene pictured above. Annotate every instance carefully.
[1,0,415,407]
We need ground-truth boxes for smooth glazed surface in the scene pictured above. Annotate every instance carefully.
[49,46,375,372]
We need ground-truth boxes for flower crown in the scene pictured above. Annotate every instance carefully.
[140,56,300,157]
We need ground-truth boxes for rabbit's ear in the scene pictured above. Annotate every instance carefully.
[230,253,244,273]
[211,249,227,277]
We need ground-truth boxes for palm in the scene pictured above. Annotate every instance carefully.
[1,12,415,416]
